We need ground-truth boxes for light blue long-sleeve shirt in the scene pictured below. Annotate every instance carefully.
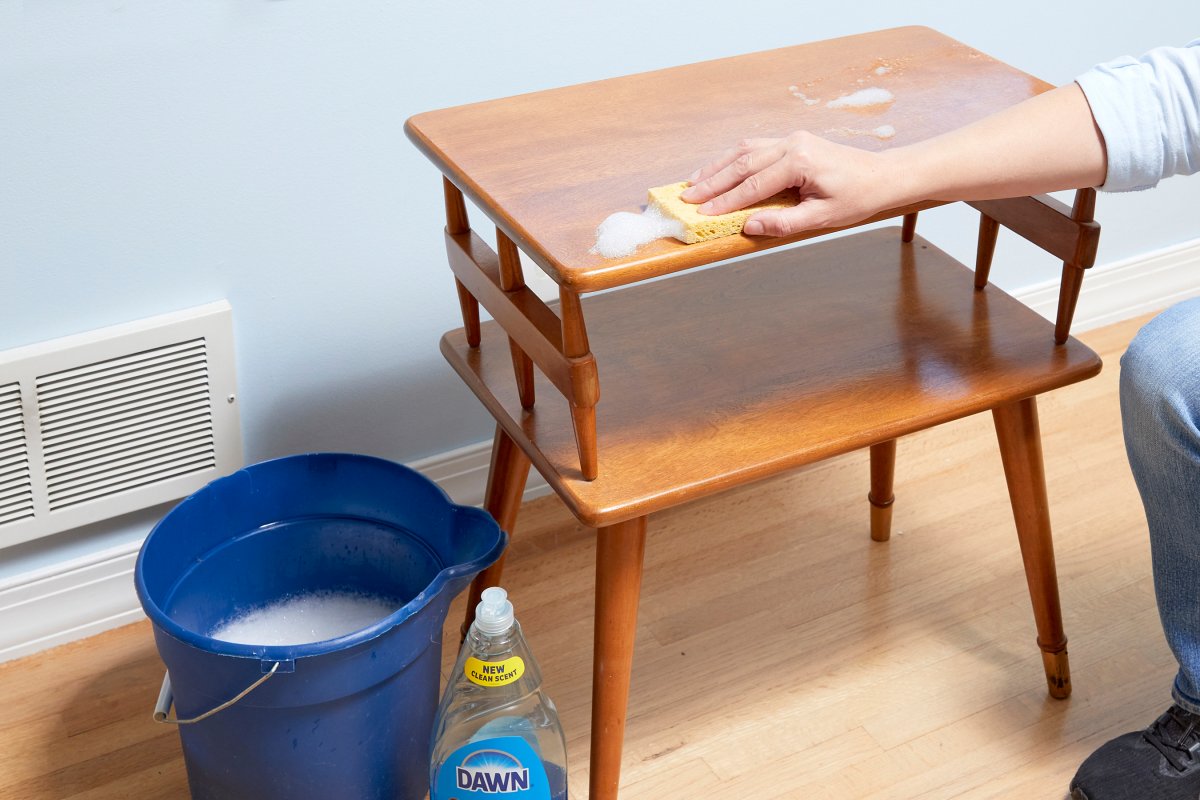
[1075,39,1200,192]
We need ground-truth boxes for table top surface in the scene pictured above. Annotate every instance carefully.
[442,228,1101,527]
[406,26,1052,293]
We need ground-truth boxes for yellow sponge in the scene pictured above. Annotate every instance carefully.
[647,181,800,244]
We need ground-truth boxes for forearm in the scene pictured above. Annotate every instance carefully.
[682,78,1112,237]
[881,83,1108,206]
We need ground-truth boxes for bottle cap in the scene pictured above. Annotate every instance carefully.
[475,586,515,635]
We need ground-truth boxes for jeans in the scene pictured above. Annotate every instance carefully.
[1120,296,1200,714]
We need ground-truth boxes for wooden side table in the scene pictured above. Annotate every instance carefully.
[407,26,1101,799]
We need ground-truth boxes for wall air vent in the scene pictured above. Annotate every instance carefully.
[0,383,34,528]
[0,302,242,548]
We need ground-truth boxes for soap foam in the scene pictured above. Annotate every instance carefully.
[209,590,399,646]
[788,86,820,105]
[591,205,685,258]
[826,87,895,109]
[825,124,899,141]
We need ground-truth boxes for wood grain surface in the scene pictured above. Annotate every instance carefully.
[406,26,1053,292]
[442,227,1101,527]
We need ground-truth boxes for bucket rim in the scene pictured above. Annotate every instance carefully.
[134,452,507,660]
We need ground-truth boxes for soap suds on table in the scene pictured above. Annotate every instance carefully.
[591,206,685,258]
[826,87,895,109]
[787,85,820,105]
[826,124,899,141]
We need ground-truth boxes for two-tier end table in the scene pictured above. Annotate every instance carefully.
[406,26,1102,799]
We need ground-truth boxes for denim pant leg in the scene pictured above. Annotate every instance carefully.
[1120,296,1200,714]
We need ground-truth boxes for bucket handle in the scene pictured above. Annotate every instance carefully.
[153,662,281,725]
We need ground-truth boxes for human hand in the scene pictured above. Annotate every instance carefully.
[679,131,900,236]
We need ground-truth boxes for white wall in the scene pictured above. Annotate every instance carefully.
[2,1,1198,577]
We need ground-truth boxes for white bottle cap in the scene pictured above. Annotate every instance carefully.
[475,586,515,636]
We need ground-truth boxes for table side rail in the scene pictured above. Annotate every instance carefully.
[967,189,1099,343]
[967,194,1100,268]
[444,229,599,410]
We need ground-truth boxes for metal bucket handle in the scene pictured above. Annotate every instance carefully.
[153,662,281,725]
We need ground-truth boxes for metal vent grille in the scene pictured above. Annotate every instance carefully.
[0,301,241,549]
[0,383,34,527]
[37,339,216,512]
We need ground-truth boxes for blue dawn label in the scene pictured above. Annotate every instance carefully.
[433,736,551,800]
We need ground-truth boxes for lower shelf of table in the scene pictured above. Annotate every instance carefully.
[441,226,1102,527]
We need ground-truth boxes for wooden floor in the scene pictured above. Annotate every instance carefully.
[0,315,1174,799]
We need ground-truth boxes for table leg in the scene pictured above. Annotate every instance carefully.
[560,287,600,481]
[461,425,532,638]
[992,397,1071,699]
[454,278,482,347]
[1054,265,1086,345]
[496,230,538,408]
[1054,188,1098,344]
[975,213,1000,290]
[590,516,647,800]
[444,179,482,346]
[508,338,536,409]
[869,439,897,542]
[570,403,598,481]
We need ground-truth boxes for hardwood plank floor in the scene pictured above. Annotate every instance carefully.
[0,315,1172,799]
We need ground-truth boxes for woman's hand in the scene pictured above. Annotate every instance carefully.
[676,83,1108,238]
[679,131,898,236]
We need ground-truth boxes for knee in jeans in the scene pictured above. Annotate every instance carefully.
[1121,325,1171,410]
[1120,305,1200,436]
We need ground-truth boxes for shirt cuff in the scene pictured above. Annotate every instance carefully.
[1076,58,1165,192]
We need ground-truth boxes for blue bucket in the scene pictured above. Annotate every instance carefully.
[134,453,506,800]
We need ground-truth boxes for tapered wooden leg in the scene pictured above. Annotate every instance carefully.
[1054,188,1098,343]
[590,516,647,800]
[992,397,1071,699]
[560,287,599,481]
[509,339,536,408]
[455,279,482,347]
[869,439,897,542]
[1054,264,1086,345]
[461,426,532,638]
[901,212,918,243]
[571,403,599,481]
[975,213,1000,290]
[494,229,538,408]
[445,178,481,347]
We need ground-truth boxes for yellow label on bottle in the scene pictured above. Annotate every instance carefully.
[465,656,525,687]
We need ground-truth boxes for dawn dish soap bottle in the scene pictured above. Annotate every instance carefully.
[430,587,568,800]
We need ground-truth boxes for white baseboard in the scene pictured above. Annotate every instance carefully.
[1014,237,1200,332]
[2,237,1197,664]
[409,440,551,509]
[0,540,144,662]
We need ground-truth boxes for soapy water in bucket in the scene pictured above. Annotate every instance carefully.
[208,590,400,646]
